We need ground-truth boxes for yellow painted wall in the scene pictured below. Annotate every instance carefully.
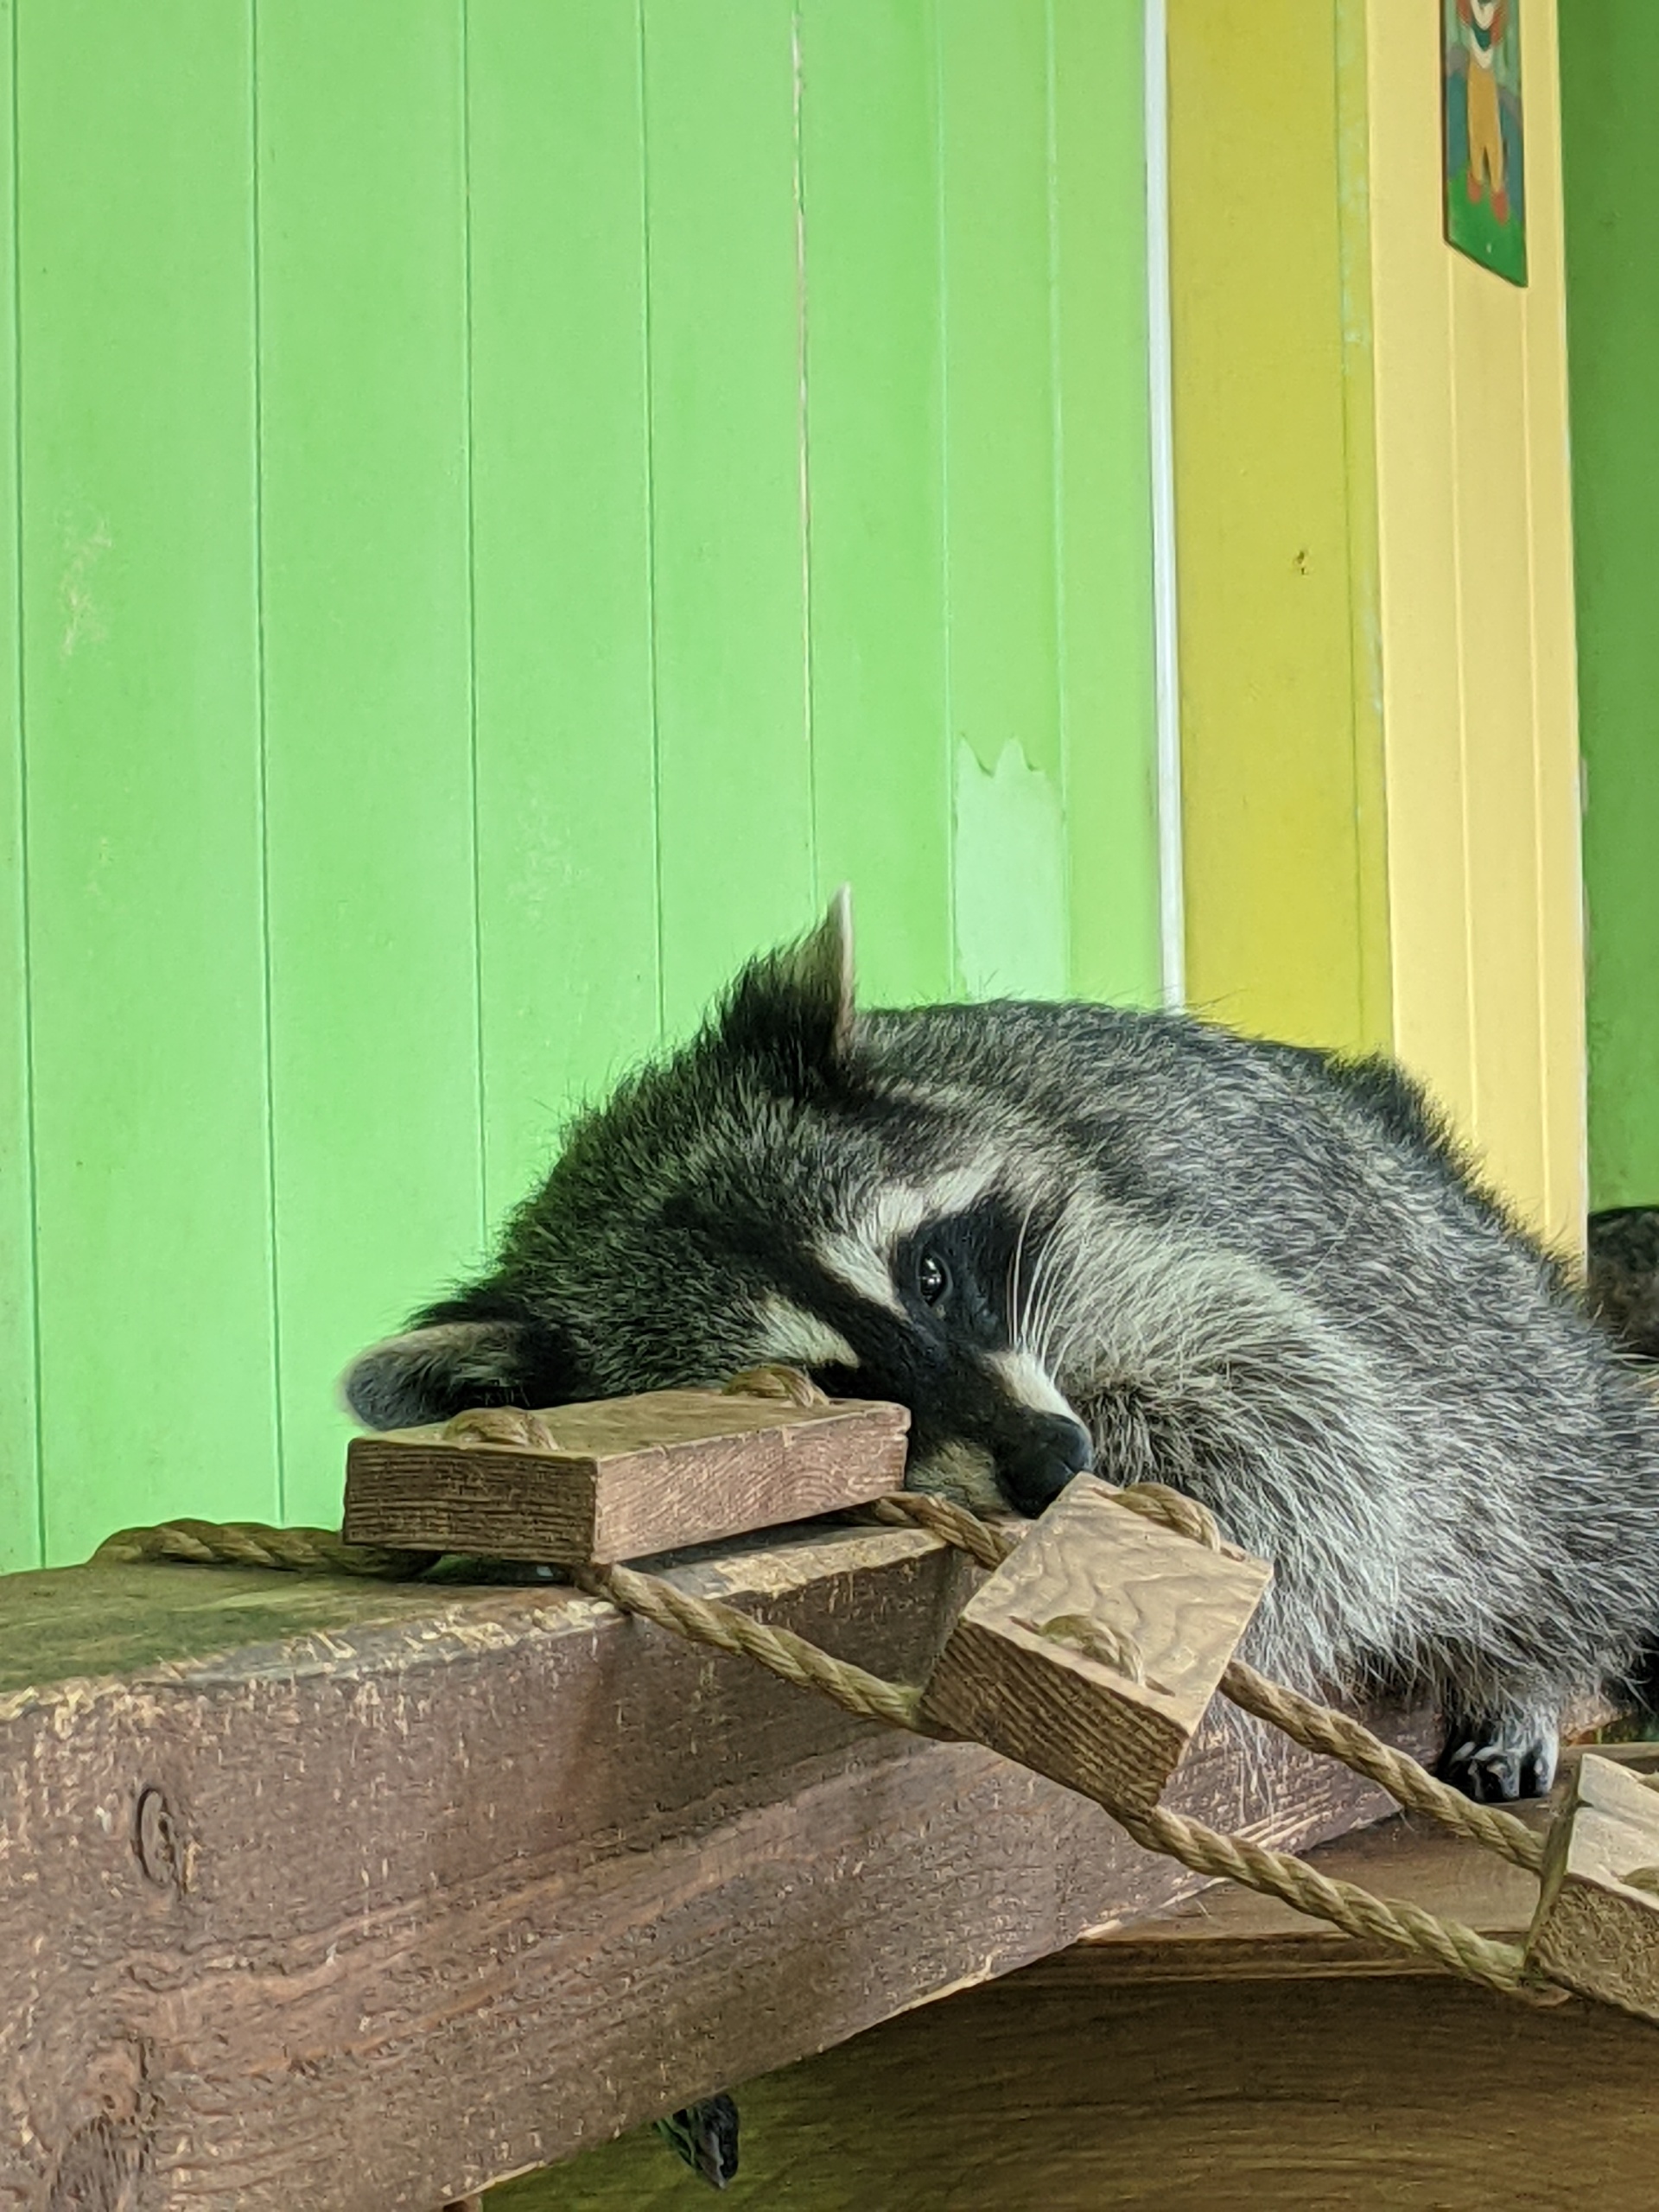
[1168,0,1586,1255]
[1167,0,1390,1058]
[1367,0,1586,1255]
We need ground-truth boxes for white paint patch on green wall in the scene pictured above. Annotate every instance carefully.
[952,737,1068,1001]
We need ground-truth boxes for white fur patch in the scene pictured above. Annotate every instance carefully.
[815,1230,905,1315]
[815,1161,1003,1316]
[990,1348,1083,1427]
[752,1295,858,1373]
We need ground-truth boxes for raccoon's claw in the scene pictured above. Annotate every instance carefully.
[653,2094,740,2190]
[1435,1723,1559,1802]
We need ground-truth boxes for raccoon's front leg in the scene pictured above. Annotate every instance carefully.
[1434,1701,1560,1803]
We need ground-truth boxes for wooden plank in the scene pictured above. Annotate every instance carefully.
[641,0,815,1033]
[1450,249,1549,1226]
[1527,1752,1659,2021]
[465,0,663,1224]
[255,0,483,1526]
[0,1527,1431,2209]
[1563,3,1659,1214]
[515,1939,1659,2210]
[16,0,278,1562]
[343,1389,910,1563]
[938,0,1067,1001]
[795,0,953,1009]
[1166,0,1386,1055]
[1518,3,1589,1255]
[1050,0,1163,1011]
[918,1477,1271,1815]
[0,0,39,1573]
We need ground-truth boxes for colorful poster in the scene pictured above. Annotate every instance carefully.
[1442,0,1527,287]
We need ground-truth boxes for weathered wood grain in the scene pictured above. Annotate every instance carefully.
[918,1476,1272,1814]
[0,1527,1428,2211]
[505,1954,1659,2210]
[1528,1751,1659,2020]
[342,1389,910,1562]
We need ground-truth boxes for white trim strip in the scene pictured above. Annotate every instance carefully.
[1144,0,1185,1008]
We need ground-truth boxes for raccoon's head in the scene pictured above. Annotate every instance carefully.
[343,889,1094,1517]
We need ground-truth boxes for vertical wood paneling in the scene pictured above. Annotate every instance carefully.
[2,7,1162,1557]
[1366,29,1476,1137]
[1522,6,1587,1243]
[1167,0,1388,1055]
[938,0,1066,1002]
[16,0,276,1563]
[0,0,39,1570]
[1450,258,1548,1216]
[1561,2,1658,1212]
[798,0,951,1010]
[1051,0,1162,1009]
[257,0,482,1524]
[1368,0,1584,1249]
[467,0,660,1224]
[642,0,815,1033]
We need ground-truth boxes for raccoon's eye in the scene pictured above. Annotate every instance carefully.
[917,1251,950,1306]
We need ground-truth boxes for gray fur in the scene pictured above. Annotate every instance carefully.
[346,895,1659,1801]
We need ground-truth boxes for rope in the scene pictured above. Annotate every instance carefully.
[1221,1658,1544,1874]
[1116,1797,1560,2005]
[90,1518,437,1579]
[572,1560,929,1734]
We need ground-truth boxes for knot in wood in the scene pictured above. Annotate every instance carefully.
[1020,1611,1146,1686]
[721,1363,830,1408]
[133,1787,184,1893]
[1112,1482,1223,1551]
[441,1406,559,1452]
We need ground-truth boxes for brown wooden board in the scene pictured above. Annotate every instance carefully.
[342,1389,910,1563]
[918,1476,1272,1815]
[1527,1750,1659,2020]
[505,1951,1659,2210]
[0,1528,1431,2211]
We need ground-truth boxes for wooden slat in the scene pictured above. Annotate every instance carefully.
[796,0,954,1007]
[918,1476,1271,1815]
[641,0,815,1033]
[1528,1752,1659,2020]
[343,1390,910,1562]
[255,0,483,1525]
[0,0,39,1573]
[16,0,278,1562]
[517,1921,1659,2210]
[938,0,1067,1001]
[465,0,664,1224]
[0,1529,1431,2210]
[1050,0,1163,1010]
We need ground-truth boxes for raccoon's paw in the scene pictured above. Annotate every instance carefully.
[1434,1713,1559,1803]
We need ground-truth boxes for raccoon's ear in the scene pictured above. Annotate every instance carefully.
[340,1315,576,1432]
[717,885,856,1092]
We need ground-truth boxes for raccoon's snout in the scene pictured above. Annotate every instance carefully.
[999,1414,1094,1517]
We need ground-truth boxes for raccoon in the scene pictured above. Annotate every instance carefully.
[1588,1207,1659,1364]
[346,892,1659,1802]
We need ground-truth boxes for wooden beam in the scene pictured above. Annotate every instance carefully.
[343,1386,910,1563]
[0,1529,1433,2211]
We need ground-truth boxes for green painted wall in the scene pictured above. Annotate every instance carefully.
[1,0,1160,1571]
[1561,1,1659,1211]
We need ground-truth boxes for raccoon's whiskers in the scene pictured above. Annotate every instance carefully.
[1007,1196,1038,1351]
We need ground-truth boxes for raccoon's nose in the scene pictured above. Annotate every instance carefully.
[1000,1415,1094,1518]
